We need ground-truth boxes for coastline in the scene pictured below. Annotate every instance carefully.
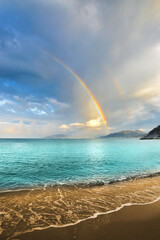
[12,199,160,240]
[1,175,160,239]
[1,169,160,193]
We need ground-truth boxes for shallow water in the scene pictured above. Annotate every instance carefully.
[1,176,160,239]
[0,138,160,190]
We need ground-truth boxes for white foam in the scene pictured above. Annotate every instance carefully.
[10,195,160,240]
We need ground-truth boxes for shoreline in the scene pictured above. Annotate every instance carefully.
[9,196,160,237]
[1,169,160,193]
[12,198,160,240]
[1,175,160,239]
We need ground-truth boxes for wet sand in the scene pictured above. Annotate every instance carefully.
[12,200,160,240]
[1,176,160,239]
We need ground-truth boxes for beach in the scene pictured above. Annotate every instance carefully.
[13,199,160,240]
[1,175,160,240]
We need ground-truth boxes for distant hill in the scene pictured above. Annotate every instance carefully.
[45,134,90,139]
[140,125,160,140]
[100,130,146,138]
[45,134,69,139]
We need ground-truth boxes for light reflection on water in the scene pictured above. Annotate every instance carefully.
[0,138,160,190]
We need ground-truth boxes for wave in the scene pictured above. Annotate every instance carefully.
[10,195,160,240]
[107,171,160,184]
[1,173,160,239]
[1,170,160,193]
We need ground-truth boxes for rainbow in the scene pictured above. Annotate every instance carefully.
[53,56,108,132]
[104,66,132,116]
[41,50,108,132]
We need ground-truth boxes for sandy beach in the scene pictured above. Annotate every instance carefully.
[12,199,160,240]
[1,175,160,240]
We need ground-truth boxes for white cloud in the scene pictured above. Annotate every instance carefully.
[70,122,85,127]
[133,76,160,100]
[0,98,13,106]
[59,124,69,129]
[7,108,16,113]
[30,107,47,115]
[86,117,102,128]
[59,117,108,130]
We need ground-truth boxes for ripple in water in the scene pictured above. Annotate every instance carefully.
[1,176,160,239]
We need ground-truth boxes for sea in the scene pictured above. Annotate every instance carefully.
[0,138,160,190]
[1,138,160,239]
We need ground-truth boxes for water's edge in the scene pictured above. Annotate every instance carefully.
[1,170,160,194]
[1,174,160,240]
[10,191,160,240]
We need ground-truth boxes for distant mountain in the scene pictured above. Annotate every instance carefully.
[140,125,160,140]
[45,134,90,139]
[100,130,146,138]
[45,134,69,139]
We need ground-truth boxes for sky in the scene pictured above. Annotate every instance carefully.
[0,0,160,138]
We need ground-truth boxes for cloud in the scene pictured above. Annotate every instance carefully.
[58,117,116,138]
[133,77,160,100]
[0,98,13,106]
[35,122,48,125]
[0,119,60,138]
[48,0,101,34]
[86,117,103,128]
[30,107,47,116]
[48,98,69,109]
[59,124,69,129]
[23,121,32,125]
[134,87,158,100]
[0,0,160,137]
[7,108,16,113]
[59,117,105,130]
[70,122,85,127]
[0,95,62,119]
[108,126,116,130]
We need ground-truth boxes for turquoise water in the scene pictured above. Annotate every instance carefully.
[0,138,160,190]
